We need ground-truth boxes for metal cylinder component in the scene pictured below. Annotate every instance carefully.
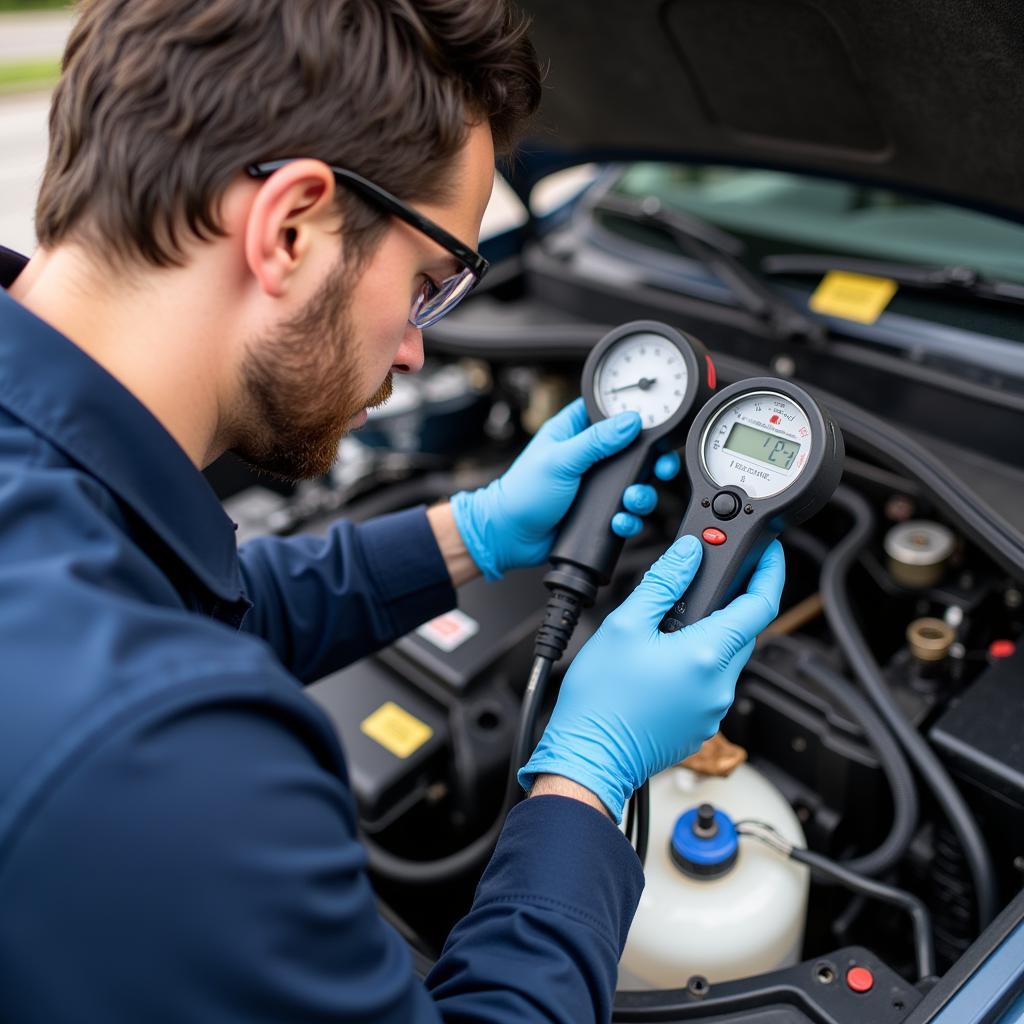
[884,520,956,588]
[907,617,956,663]
[763,593,824,638]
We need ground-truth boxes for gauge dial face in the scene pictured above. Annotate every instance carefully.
[702,391,812,498]
[594,332,690,430]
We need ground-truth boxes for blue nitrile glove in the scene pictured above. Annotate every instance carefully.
[450,398,681,580]
[519,536,786,822]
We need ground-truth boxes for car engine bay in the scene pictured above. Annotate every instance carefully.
[210,217,1024,1022]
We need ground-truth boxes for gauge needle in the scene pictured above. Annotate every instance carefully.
[607,377,657,394]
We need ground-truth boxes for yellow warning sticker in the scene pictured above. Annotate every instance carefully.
[809,271,898,325]
[360,701,433,759]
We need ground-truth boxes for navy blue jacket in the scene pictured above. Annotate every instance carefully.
[0,248,643,1023]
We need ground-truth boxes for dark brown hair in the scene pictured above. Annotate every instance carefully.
[36,0,541,268]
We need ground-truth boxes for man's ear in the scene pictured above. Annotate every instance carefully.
[243,160,338,297]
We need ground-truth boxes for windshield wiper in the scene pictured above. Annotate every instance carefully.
[591,192,826,345]
[762,253,1024,307]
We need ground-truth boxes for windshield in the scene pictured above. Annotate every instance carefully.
[609,163,1024,285]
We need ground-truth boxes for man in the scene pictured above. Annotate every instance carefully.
[0,1,784,1020]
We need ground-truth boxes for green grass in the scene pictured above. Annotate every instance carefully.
[0,1,70,10]
[0,56,60,94]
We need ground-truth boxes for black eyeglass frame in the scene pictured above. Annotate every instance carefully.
[246,159,489,283]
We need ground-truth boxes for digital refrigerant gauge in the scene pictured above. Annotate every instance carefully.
[547,321,716,600]
[660,377,844,632]
[702,390,812,499]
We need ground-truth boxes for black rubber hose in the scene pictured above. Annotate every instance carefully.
[736,819,936,981]
[751,634,919,877]
[363,655,553,885]
[790,847,936,982]
[362,803,504,884]
[634,782,650,868]
[511,655,555,786]
[782,525,830,566]
[822,485,999,928]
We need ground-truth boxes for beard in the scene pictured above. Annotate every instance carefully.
[231,258,393,481]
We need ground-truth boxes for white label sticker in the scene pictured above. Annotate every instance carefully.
[416,609,480,652]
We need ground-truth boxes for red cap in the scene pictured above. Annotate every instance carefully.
[989,639,1016,660]
[846,966,874,993]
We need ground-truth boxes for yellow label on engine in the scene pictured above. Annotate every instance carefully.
[360,701,433,759]
[809,271,898,325]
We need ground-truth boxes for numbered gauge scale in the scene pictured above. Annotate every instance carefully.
[660,377,844,632]
[546,320,716,599]
[592,329,702,430]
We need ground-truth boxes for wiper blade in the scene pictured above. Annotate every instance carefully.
[591,192,826,344]
[762,253,1024,307]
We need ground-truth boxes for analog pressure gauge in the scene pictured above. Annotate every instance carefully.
[548,321,716,597]
[593,330,693,430]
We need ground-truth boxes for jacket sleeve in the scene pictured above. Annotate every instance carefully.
[427,796,645,1022]
[237,505,457,681]
[0,682,643,1024]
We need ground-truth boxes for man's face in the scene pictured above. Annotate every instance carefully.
[232,122,496,480]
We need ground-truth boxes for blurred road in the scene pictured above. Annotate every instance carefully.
[0,10,73,61]
[0,11,72,255]
[0,91,49,256]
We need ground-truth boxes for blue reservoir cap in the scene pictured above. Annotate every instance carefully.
[669,803,739,879]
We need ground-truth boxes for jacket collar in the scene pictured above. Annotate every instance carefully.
[0,246,245,603]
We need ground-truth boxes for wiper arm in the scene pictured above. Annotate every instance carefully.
[591,192,826,344]
[762,253,1024,307]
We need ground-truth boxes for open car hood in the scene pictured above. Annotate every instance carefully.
[515,0,1024,221]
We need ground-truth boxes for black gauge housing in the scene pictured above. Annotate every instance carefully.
[549,321,715,600]
[661,377,844,631]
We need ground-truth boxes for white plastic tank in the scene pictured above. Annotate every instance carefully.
[619,763,809,989]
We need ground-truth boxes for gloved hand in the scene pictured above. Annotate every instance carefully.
[519,535,786,822]
[450,398,680,580]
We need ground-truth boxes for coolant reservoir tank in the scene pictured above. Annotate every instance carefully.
[619,763,809,989]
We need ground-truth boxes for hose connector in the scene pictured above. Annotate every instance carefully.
[534,586,583,663]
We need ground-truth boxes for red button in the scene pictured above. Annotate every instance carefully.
[989,639,1016,660]
[846,966,874,993]
[702,528,727,545]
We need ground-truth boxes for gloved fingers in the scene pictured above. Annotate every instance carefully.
[653,451,681,482]
[534,396,589,442]
[694,641,751,724]
[705,638,755,714]
[558,410,642,475]
[728,637,757,677]
[611,512,643,538]
[616,534,703,624]
[701,540,786,648]
[622,483,657,516]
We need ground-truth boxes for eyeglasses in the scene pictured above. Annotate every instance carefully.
[247,159,489,329]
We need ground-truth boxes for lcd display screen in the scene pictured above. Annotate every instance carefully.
[723,422,800,470]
